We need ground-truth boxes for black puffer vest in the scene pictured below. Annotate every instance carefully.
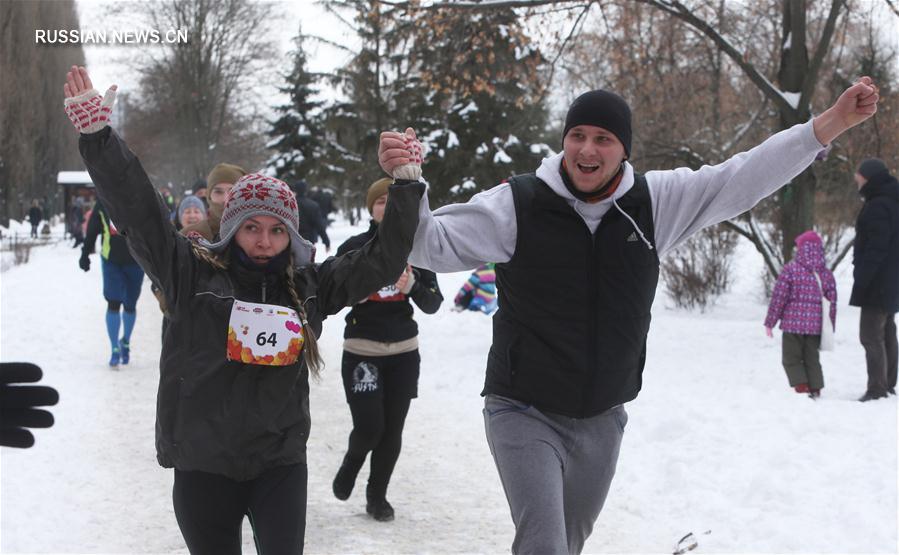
[483,173,659,418]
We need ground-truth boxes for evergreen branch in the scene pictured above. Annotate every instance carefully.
[307,34,356,55]
[318,0,362,28]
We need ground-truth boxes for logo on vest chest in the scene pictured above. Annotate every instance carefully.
[626,231,638,242]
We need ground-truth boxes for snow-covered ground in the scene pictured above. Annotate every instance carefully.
[1,217,896,555]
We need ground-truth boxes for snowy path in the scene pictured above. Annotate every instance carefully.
[1,219,896,554]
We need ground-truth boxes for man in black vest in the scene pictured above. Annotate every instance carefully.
[851,158,899,402]
[379,78,879,555]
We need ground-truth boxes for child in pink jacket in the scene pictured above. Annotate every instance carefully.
[765,231,837,398]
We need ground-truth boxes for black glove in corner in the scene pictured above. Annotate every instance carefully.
[0,362,59,448]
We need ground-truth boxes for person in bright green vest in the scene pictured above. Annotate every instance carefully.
[79,200,145,367]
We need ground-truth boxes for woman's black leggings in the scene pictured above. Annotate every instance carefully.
[173,463,307,554]
[341,349,419,499]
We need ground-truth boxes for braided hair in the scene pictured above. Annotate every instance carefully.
[285,258,324,377]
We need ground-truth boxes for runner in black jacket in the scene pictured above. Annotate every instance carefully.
[331,177,443,522]
[64,65,423,554]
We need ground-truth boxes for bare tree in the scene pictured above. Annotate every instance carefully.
[120,0,278,191]
[609,0,895,277]
[0,0,85,226]
[661,224,739,309]
[566,0,847,268]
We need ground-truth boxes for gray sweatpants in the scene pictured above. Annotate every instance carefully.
[483,394,626,555]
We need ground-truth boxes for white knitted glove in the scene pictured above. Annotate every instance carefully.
[393,129,423,181]
[64,87,117,134]
[398,266,416,295]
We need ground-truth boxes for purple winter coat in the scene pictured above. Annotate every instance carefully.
[764,240,837,335]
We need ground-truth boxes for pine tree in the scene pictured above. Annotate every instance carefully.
[318,1,551,207]
[318,0,420,198]
[406,7,552,203]
[267,27,326,183]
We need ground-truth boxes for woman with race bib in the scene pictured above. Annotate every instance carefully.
[331,177,443,522]
[64,65,424,554]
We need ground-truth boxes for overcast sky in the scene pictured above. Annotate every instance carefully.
[72,0,898,124]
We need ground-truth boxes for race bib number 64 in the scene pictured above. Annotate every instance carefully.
[227,300,305,366]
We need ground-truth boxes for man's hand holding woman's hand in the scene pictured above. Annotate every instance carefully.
[395,264,415,295]
[379,127,423,181]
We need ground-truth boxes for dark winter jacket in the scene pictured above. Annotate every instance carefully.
[297,197,330,248]
[485,173,659,418]
[28,206,42,226]
[79,127,423,481]
[69,204,85,234]
[82,201,137,266]
[313,189,335,219]
[850,170,899,313]
[338,221,443,342]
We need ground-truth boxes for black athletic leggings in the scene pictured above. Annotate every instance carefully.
[173,463,307,555]
[341,349,419,498]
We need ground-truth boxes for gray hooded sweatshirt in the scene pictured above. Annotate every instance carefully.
[407,120,825,271]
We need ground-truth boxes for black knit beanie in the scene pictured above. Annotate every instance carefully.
[563,90,632,157]
[857,158,888,180]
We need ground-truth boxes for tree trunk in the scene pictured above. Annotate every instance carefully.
[778,169,816,259]
[777,0,814,262]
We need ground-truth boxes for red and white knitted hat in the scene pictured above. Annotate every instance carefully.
[199,173,315,264]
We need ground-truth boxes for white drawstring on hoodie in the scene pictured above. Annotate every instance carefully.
[612,198,654,250]
[571,195,653,251]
